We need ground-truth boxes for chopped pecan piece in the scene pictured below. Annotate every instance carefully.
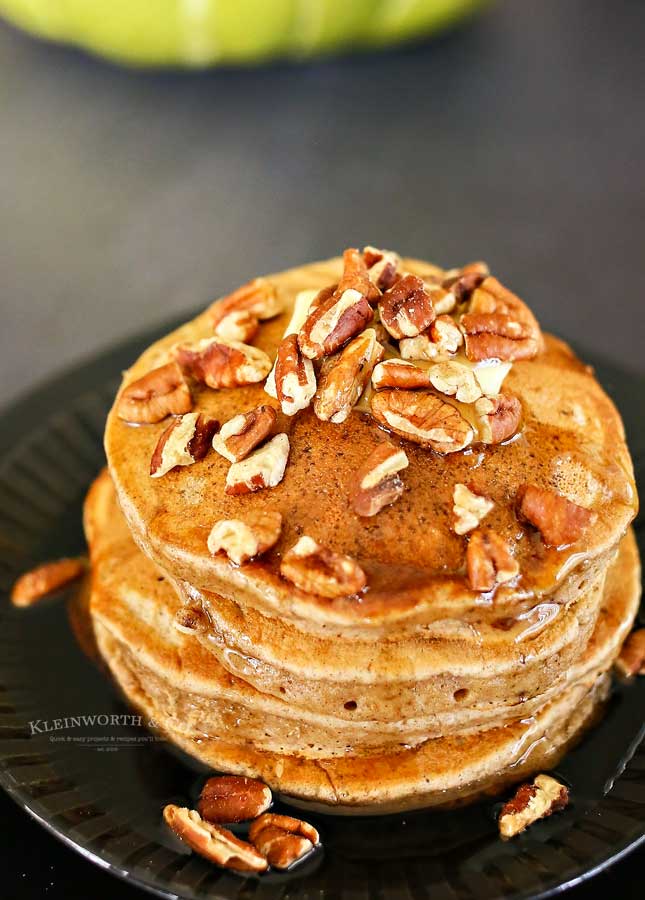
[274,334,317,415]
[280,536,366,599]
[430,315,464,353]
[379,274,436,340]
[11,558,86,608]
[442,261,489,303]
[517,484,595,547]
[150,413,218,478]
[117,362,192,424]
[399,333,443,361]
[371,359,432,390]
[225,433,289,495]
[212,308,259,344]
[370,389,473,453]
[615,629,645,677]
[467,528,519,592]
[212,405,276,462]
[264,289,320,400]
[337,246,380,303]
[350,441,409,516]
[363,245,400,292]
[173,338,272,389]
[461,276,543,362]
[453,484,494,535]
[498,775,569,839]
[249,813,319,870]
[428,361,483,404]
[314,328,383,423]
[198,776,272,824]
[163,805,267,872]
[298,258,373,360]
[475,394,522,444]
[207,511,282,565]
[209,277,283,331]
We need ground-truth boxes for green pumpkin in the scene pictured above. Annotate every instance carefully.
[0,0,488,67]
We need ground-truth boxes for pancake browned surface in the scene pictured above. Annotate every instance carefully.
[84,470,640,813]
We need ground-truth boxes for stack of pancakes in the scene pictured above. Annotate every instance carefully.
[86,253,640,814]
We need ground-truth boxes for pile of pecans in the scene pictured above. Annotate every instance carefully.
[163,774,319,873]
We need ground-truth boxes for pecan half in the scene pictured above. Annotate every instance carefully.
[274,334,317,416]
[363,245,401,292]
[350,441,409,516]
[11,558,86,608]
[498,775,569,839]
[280,536,366,599]
[249,813,319,870]
[461,276,543,362]
[615,629,645,677]
[430,315,464,353]
[117,362,192,424]
[371,359,432,390]
[212,405,276,462]
[173,338,272,389]
[467,528,519,592]
[475,394,522,444]
[442,261,489,303]
[298,277,373,361]
[207,511,282,565]
[428,361,483,404]
[452,484,494,535]
[150,413,218,477]
[225,433,289,495]
[314,329,383,423]
[209,277,283,330]
[378,274,436,340]
[517,484,595,547]
[163,805,267,872]
[198,776,272,824]
[370,390,473,453]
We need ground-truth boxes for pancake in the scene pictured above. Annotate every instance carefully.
[104,256,637,629]
[84,470,640,812]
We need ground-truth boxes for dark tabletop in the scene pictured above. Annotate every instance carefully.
[1,0,644,896]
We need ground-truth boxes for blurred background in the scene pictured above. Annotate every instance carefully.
[1,1,644,896]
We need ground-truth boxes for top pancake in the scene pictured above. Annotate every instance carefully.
[105,256,637,626]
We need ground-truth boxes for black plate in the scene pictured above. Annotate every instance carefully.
[0,322,643,900]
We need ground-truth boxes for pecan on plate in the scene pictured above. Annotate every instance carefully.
[150,413,219,478]
[363,245,401,292]
[475,394,522,444]
[212,405,277,462]
[225,433,289,495]
[498,774,569,839]
[280,536,366,599]
[198,776,272,824]
[378,274,436,340]
[467,528,519,592]
[163,805,267,872]
[615,629,645,677]
[117,362,192,424]
[452,484,494,535]
[370,389,473,453]
[314,328,383,423]
[517,484,595,547]
[274,334,317,416]
[298,249,374,359]
[371,359,432,391]
[11,558,86,608]
[173,338,272,389]
[207,511,283,565]
[461,276,543,362]
[249,813,319,870]
[350,441,409,517]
